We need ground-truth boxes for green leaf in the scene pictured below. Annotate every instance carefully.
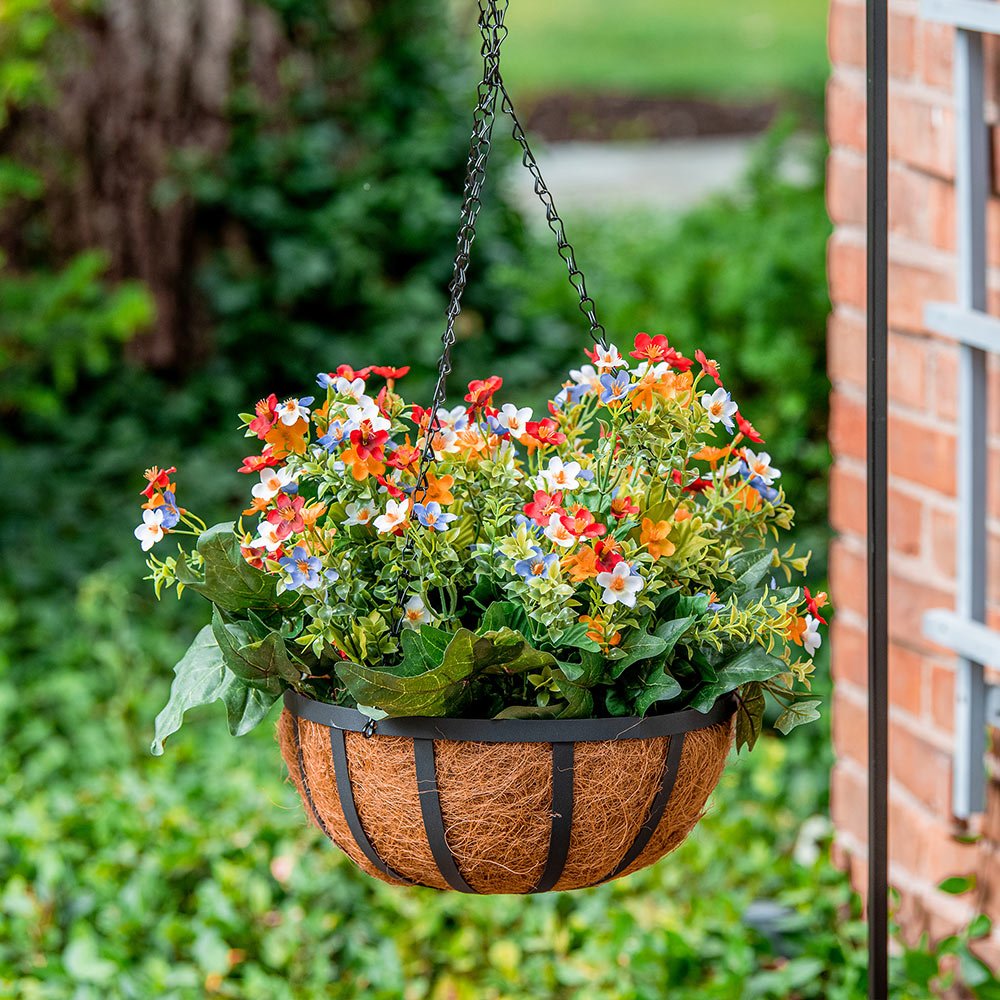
[716,548,774,601]
[734,682,765,751]
[336,628,555,717]
[633,662,683,716]
[551,671,595,718]
[653,615,695,656]
[549,622,601,653]
[480,601,530,637]
[175,522,299,612]
[150,626,280,754]
[608,631,668,680]
[968,914,992,939]
[939,875,976,895]
[774,698,822,735]
[397,624,454,675]
[689,645,787,712]
[211,606,299,691]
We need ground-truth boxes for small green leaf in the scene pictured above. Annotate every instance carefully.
[716,548,774,601]
[939,875,976,895]
[774,698,822,735]
[211,606,299,691]
[734,682,766,751]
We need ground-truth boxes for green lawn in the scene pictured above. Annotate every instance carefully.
[499,0,830,99]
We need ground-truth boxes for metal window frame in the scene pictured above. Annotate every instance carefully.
[917,0,996,822]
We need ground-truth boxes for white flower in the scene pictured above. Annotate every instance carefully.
[700,387,738,432]
[255,520,285,552]
[592,344,628,373]
[596,562,644,608]
[430,427,460,458]
[438,405,469,431]
[569,363,601,391]
[803,615,822,656]
[498,403,533,435]
[277,398,311,425]
[403,595,432,630]
[632,360,670,379]
[343,501,376,526]
[543,513,576,548]
[251,466,297,501]
[373,498,410,534]
[538,457,582,492]
[134,508,166,551]
[743,448,781,485]
[335,376,367,401]
[345,396,391,434]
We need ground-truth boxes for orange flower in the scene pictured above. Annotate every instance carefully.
[302,503,327,528]
[265,418,308,458]
[640,518,676,560]
[786,615,808,647]
[242,497,269,516]
[692,445,731,464]
[579,613,621,649]
[414,471,455,505]
[340,445,386,481]
[732,482,762,511]
[562,545,600,583]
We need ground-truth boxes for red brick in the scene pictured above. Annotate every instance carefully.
[927,177,956,252]
[831,539,868,619]
[888,414,956,496]
[889,12,917,82]
[831,617,868,690]
[827,149,866,228]
[828,236,866,313]
[929,507,956,582]
[888,487,923,559]
[831,762,868,845]
[928,662,955,734]
[890,721,952,814]
[888,572,954,650]
[888,330,927,411]
[930,342,958,424]
[830,461,867,538]
[830,390,866,463]
[827,0,865,70]
[827,309,865,391]
[889,90,954,180]
[918,20,953,92]
[828,72,867,154]
[889,642,924,719]
[887,260,953,334]
[833,687,869,767]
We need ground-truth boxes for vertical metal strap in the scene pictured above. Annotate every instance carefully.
[952,28,989,819]
[866,0,889,994]
[589,732,687,886]
[413,739,477,893]
[530,741,575,893]
[292,715,333,839]
[328,727,414,885]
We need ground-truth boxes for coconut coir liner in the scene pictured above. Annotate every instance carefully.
[277,708,732,893]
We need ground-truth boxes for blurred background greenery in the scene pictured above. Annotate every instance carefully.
[1,0,979,996]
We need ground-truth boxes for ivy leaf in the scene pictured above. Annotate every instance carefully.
[773,698,822,735]
[549,622,601,653]
[336,628,555,717]
[716,548,775,601]
[151,626,280,755]
[558,650,606,687]
[175,522,298,612]
[397,625,454,675]
[480,601,530,637]
[608,631,668,680]
[734,682,766,751]
[633,663,683,716]
[689,645,787,712]
[211,606,299,691]
[551,670,595,719]
[653,615,696,656]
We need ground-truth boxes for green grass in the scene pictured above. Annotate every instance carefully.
[499,0,830,100]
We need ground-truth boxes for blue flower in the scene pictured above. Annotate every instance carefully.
[599,370,631,404]
[318,420,347,451]
[513,546,560,580]
[413,501,457,532]
[278,546,323,590]
[513,513,543,535]
[316,373,336,388]
[738,461,779,503]
[153,490,181,529]
[485,413,510,437]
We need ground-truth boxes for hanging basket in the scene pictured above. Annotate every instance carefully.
[278,690,736,894]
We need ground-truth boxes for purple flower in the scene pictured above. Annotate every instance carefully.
[514,546,559,580]
[599,370,631,404]
[278,546,323,590]
[413,501,457,532]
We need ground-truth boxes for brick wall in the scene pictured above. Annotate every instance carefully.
[826,0,1000,952]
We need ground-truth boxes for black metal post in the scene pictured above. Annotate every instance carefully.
[866,0,889,995]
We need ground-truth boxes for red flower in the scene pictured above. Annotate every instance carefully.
[350,423,389,462]
[370,365,410,380]
[559,506,607,539]
[336,364,371,380]
[695,349,724,387]
[266,493,306,539]
[524,418,567,447]
[593,538,624,574]
[804,587,829,626]
[736,410,764,444]
[465,375,503,410]
[631,333,693,371]
[141,465,176,499]
[411,404,434,430]
[375,473,405,500]
[249,394,279,440]
[610,495,640,520]
[386,439,421,472]
[238,446,280,474]
[524,490,565,526]
[671,469,712,494]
